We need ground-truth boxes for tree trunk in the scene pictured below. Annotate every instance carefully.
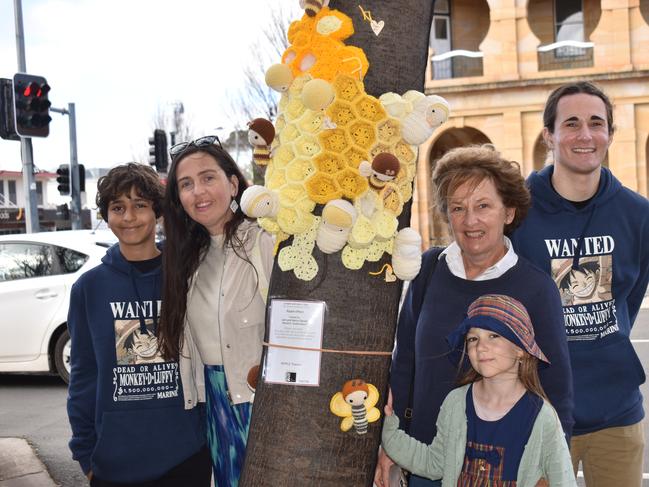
[241,2,435,485]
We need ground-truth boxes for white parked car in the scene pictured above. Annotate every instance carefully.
[0,229,116,383]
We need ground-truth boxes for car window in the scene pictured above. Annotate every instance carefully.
[0,243,88,282]
[54,246,89,273]
[0,243,55,282]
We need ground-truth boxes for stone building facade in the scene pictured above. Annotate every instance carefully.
[414,0,649,246]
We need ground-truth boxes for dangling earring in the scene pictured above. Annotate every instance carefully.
[230,199,239,214]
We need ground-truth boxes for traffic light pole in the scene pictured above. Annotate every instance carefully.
[14,0,39,233]
[51,103,81,229]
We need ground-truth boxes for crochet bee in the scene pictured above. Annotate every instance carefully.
[299,0,329,17]
[247,118,275,167]
[330,379,380,435]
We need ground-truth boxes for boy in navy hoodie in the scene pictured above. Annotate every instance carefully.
[512,82,649,487]
[66,163,210,486]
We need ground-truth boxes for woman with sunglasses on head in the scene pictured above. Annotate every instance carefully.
[157,136,274,487]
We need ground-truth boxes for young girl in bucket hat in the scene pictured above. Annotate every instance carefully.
[382,294,576,487]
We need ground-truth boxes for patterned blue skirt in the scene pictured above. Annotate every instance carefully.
[204,365,252,487]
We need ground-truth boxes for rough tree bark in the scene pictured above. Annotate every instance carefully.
[240,1,435,485]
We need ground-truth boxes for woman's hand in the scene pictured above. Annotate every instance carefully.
[373,447,396,487]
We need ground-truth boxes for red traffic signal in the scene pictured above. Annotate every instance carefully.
[13,73,52,138]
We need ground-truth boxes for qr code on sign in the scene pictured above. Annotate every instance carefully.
[285,372,296,382]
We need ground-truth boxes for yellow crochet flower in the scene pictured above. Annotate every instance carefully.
[335,168,368,200]
[314,151,346,174]
[349,121,376,149]
[305,172,343,204]
[320,128,350,153]
[327,101,355,127]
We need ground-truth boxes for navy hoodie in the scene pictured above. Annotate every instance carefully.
[66,244,206,483]
[512,165,649,435]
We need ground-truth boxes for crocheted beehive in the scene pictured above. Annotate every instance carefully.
[254,7,447,280]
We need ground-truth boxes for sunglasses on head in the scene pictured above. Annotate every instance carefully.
[169,135,223,157]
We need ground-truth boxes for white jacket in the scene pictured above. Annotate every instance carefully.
[180,220,274,407]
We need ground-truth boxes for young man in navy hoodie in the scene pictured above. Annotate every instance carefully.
[512,82,649,487]
[66,163,210,486]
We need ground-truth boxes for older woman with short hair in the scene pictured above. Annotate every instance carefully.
[375,145,573,487]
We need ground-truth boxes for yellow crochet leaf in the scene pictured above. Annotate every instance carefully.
[341,245,367,270]
[320,128,350,153]
[305,172,342,204]
[314,151,346,174]
[294,254,319,281]
[335,168,368,199]
[349,121,376,149]
[366,239,392,261]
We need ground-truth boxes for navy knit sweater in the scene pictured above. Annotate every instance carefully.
[390,251,574,444]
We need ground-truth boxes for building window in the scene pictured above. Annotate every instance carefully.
[36,181,43,206]
[556,0,584,42]
[538,0,593,70]
[555,0,585,57]
[0,181,4,203]
[8,180,16,205]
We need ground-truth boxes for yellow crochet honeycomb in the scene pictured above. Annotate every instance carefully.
[257,14,427,277]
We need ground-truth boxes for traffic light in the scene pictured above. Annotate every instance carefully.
[0,78,19,140]
[78,164,86,192]
[148,129,168,173]
[13,73,51,138]
[56,164,70,195]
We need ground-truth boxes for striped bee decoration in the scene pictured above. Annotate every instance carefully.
[299,0,329,17]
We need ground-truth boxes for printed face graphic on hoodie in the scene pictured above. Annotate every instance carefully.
[543,93,612,178]
[176,152,239,236]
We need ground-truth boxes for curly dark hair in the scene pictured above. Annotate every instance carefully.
[432,144,531,235]
[96,163,164,221]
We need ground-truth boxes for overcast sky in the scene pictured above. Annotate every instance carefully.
[0,0,299,172]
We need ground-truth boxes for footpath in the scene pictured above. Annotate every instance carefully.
[0,437,57,486]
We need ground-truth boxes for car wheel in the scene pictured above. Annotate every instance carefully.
[54,329,71,384]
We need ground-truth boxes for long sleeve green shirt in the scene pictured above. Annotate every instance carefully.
[382,384,577,487]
